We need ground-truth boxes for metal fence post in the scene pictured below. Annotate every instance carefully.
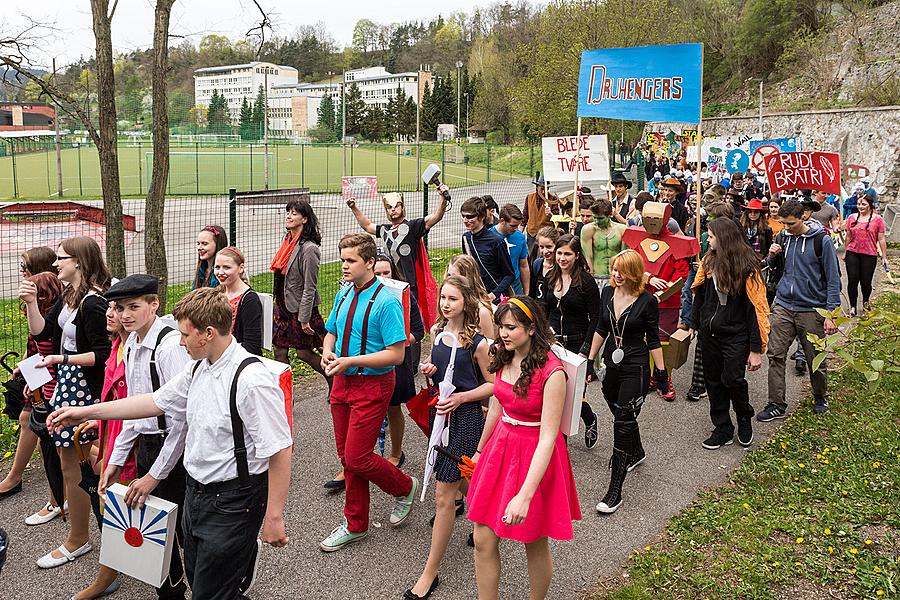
[441,141,445,179]
[195,142,200,195]
[229,187,237,245]
[301,143,305,188]
[396,143,400,190]
[637,148,645,191]
[138,141,143,196]
[529,141,534,181]
[77,144,83,196]
[11,141,18,198]
[249,143,253,191]
[486,145,491,184]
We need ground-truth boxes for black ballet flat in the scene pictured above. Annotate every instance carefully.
[323,479,345,493]
[402,575,440,600]
[0,481,22,500]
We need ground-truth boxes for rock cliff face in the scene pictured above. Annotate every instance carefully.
[647,105,900,202]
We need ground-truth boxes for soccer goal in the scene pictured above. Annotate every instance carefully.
[145,150,277,194]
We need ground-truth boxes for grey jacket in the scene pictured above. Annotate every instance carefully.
[284,240,321,322]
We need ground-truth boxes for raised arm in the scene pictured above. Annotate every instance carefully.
[345,197,377,235]
[424,184,451,231]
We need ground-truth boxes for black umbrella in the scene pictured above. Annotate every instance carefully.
[74,424,102,527]
[28,393,66,515]
[1,351,24,421]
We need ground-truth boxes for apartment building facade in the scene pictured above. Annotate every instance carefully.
[193,62,298,122]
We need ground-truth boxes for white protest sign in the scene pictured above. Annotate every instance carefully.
[17,354,52,391]
[542,135,610,182]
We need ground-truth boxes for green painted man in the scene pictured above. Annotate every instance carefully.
[580,197,626,282]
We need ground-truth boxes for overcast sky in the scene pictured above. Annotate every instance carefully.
[3,0,493,68]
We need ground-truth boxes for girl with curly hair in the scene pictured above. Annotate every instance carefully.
[466,295,580,600]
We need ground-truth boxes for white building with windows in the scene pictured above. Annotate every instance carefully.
[193,62,298,122]
[267,67,432,140]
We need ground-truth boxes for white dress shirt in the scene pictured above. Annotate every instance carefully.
[108,317,190,480]
[153,338,292,485]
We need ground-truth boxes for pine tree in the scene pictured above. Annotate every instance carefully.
[362,104,385,142]
[317,95,337,141]
[343,82,365,138]
[420,81,437,140]
[251,85,266,140]
[206,89,230,134]
[238,97,253,140]
[334,97,344,142]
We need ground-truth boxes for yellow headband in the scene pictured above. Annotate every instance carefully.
[507,297,534,322]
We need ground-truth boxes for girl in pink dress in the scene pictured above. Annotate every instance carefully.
[467,295,580,600]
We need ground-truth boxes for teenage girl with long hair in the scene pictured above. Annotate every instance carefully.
[446,254,495,338]
[528,225,560,302]
[215,246,263,355]
[467,296,580,600]
[19,236,112,569]
[404,275,493,600]
[740,200,773,259]
[588,250,668,515]
[193,224,228,288]
[543,234,600,448]
[690,217,769,450]
[842,193,887,315]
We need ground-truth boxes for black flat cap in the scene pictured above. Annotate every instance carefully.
[105,274,159,301]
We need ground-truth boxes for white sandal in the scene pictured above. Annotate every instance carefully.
[25,502,64,526]
[36,541,92,569]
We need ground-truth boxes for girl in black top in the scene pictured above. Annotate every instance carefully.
[193,224,228,288]
[543,234,600,448]
[19,236,111,569]
[588,249,668,515]
[739,200,773,259]
[528,225,560,303]
[215,246,264,355]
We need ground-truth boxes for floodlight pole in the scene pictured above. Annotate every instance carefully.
[263,66,270,190]
[342,69,347,177]
[416,68,421,191]
[53,58,63,197]
[455,61,463,144]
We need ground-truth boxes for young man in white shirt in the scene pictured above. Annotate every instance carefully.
[49,287,293,600]
[104,274,190,600]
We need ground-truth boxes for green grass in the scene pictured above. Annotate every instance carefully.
[0,142,535,200]
[595,293,900,600]
[0,246,459,455]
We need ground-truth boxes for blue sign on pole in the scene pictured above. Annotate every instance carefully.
[725,149,750,174]
[748,137,803,155]
[577,43,703,123]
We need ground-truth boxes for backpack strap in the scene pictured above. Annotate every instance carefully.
[150,326,176,434]
[230,356,262,486]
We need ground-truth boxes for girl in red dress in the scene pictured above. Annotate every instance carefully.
[467,296,580,600]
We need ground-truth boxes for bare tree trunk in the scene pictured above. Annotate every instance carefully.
[146,0,176,311]
[89,0,125,277]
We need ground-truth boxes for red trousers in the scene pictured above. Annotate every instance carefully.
[330,372,413,533]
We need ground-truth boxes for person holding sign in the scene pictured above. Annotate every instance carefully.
[588,250,668,514]
[467,296,580,600]
[346,189,449,329]
[49,288,293,600]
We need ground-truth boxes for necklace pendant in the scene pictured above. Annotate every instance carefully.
[612,348,625,364]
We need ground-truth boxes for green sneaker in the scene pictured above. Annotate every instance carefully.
[389,476,419,526]
[319,522,367,552]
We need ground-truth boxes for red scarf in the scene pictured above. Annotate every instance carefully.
[270,231,301,275]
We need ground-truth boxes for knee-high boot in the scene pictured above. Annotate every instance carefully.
[596,448,628,514]
[628,426,645,472]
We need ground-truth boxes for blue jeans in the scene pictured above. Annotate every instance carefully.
[680,265,697,325]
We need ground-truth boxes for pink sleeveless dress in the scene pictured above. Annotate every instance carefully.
[466,352,581,543]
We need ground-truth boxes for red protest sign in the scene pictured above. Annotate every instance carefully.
[763,152,841,195]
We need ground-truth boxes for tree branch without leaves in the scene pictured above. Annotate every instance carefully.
[245,0,272,58]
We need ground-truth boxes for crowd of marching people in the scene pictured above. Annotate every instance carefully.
[0,153,890,600]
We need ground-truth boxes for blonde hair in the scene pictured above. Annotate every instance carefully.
[609,249,646,297]
[448,254,491,308]
[172,287,233,336]
[435,275,481,348]
[216,246,250,284]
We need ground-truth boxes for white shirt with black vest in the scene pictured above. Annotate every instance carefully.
[108,317,190,480]
[152,338,293,485]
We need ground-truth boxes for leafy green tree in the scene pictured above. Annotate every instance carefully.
[316,95,337,141]
[251,85,266,139]
[238,97,253,140]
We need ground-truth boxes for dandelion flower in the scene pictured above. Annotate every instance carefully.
[850,548,858,555]
[824,528,832,535]
[742,503,750,509]
[828,546,834,553]
[865,540,873,545]
[798,463,805,468]
[654,570,660,575]
[796,537,804,544]
[874,566,881,574]
[876,591,884,597]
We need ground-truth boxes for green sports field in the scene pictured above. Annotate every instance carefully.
[0,142,537,199]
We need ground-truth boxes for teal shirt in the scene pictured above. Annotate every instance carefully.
[325,278,406,376]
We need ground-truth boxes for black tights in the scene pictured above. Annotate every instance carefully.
[601,364,648,455]
[845,250,877,309]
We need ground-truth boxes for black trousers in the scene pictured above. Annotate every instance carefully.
[845,250,877,308]
[600,363,648,455]
[137,434,187,600]
[183,474,268,600]
[700,333,754,435]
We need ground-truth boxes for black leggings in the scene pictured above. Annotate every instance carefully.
[845,250,877,308]
[601,363,649,455]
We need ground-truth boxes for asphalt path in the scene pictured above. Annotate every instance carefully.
[0,341,816,599]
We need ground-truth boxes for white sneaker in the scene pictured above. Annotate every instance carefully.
[36,541,92,569]
[25,502,63,526]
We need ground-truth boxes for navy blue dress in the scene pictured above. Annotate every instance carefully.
[430,332,486,483]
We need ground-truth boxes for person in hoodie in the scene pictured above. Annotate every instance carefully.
[690,218,770,450]
[757,200,840,422]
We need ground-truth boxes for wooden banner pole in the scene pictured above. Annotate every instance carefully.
[572,117,583,220]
